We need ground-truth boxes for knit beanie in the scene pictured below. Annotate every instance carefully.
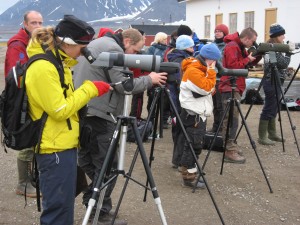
[199,43,221,60]
[177,25,193,36]
[215,24,229,36]
[55,15,95,45]
[269,23,285,38]
[176,35,194,50]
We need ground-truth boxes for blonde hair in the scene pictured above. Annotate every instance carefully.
[153,32,168,44]
[31,26,66,51]
[122,28,143,45]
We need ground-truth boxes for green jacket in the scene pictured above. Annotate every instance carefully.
[26,39,98,154]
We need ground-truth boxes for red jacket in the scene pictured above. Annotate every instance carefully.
[219,32,261,95]
[4,28,30,77]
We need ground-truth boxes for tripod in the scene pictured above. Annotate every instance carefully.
[132,85,226,225]
[82,73,167,225]
[201,76,273,193]
[234,52,300,155]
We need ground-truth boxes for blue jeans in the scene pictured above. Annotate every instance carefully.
[36,149,77,225]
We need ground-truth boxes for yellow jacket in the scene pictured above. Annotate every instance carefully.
[26,40,98,154]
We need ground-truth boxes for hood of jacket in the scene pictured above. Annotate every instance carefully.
[182,56,207,74]
[223,32,242,46]
[7,28,29,47]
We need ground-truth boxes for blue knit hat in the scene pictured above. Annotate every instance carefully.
[269,23,285,38]
[200,43,221,60]
[176,35,194,50]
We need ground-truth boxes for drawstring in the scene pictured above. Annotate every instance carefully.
[194,115,201,128]
[55,152,59,164]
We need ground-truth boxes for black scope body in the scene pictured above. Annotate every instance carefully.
[215,61,248,77]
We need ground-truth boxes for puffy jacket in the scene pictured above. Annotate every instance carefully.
[5,28,29,76]
[219,32,262,95]
[25,40,99,154]
[179,57,216,121]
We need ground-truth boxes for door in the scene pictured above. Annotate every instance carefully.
[265,8,277,41]
[216,14,223,26]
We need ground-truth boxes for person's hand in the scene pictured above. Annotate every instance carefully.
[148,72,167,86]
[92,81,112,96]
[207,61,216,70]
[247,52,256,62]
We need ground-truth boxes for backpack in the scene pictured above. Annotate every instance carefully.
[241,89,264,105]
[127,119,153,143]
[0,53,64,151]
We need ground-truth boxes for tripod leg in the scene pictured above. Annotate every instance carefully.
[235,99,273,193]
[113,90,162,216]
[132,119,168,225]
[202,99,231,170]
[82,120,122,225]
[235,75,266,142]
[144,88,162,201]
[272,65,300,155]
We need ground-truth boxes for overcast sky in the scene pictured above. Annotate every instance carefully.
[0,0,19,14]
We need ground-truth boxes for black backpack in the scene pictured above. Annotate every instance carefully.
[0,53,64,151]
[127,119,153,143]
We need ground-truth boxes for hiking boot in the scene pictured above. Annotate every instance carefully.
[16,159,37,198]
[182,178,206,189]
[224,150,246,164]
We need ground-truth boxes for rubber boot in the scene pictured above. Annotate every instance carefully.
[258,119,275,145]
[268,118,285,142]
[16,159,37,198]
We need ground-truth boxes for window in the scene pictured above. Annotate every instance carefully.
[245,11,255,28]
[229,13,237,34]
[204,15,211,38]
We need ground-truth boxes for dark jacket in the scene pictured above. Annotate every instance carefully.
[167,49,192,83]
[219,32,261,95]
[146,43,167,61]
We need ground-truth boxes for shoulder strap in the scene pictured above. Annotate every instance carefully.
[25,53,65,89]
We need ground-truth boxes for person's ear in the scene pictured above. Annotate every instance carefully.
[123,38,131,48]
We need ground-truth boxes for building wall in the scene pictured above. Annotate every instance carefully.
[185,0,300,68]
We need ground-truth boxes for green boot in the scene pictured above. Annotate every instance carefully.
[16,159,37,198]
[268,118,285,142]
[258,119,275,145]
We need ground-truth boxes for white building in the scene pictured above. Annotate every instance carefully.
[180,0,300,69]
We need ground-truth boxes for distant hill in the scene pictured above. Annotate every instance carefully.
[0,0,186,34]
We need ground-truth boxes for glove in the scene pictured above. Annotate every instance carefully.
[92,81,110,96]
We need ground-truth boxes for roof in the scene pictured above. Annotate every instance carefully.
[130,24,180,36]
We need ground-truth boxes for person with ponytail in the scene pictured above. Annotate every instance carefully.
[26,15,111,225]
